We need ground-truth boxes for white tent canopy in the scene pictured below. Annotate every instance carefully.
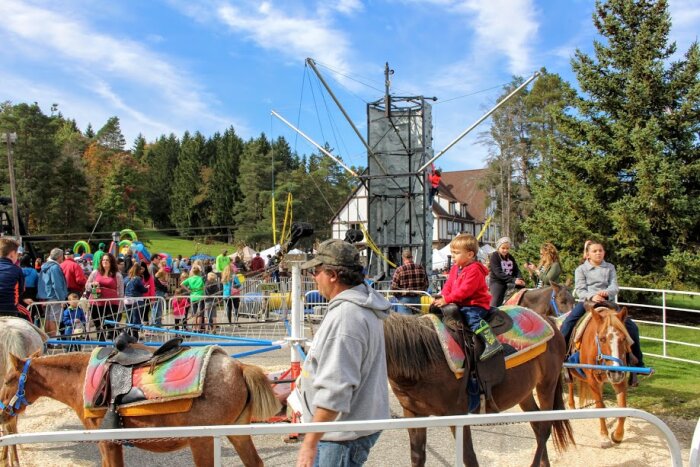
[231,246,257,262]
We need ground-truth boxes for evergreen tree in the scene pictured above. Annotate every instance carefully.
[96,116,126,151]
[209,127,243,229]
[522,0,700,285]
[171,132,209,232]
[142,133,180,227]
[0,102,61,232]
[84,123,95,139]
[233,134,274,247]
[96,153,147,228]
[132,133,146,160]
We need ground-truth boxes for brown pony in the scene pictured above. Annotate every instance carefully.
[517,282,575,319]
[567,302,632,448]
[0,350,281,467]
[384,313,575,467]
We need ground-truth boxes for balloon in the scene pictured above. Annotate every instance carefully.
[129,241,151,263]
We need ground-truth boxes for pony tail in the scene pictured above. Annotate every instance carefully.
[240,363,282,421]
[551,374,576,453]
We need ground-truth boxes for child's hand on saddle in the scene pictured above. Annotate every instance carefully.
[592,293,606,303]
[515,278,526,287]
[433,297,446,308]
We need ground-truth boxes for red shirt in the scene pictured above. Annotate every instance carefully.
[429,172,441,188]
[250,256,265,271]
[441,261,491,309]
[60,258,87,293]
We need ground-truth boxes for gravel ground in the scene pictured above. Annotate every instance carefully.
[10,345,696,466]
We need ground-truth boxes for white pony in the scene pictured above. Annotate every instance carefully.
[0,317,47,466]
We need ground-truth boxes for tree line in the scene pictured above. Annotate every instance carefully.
[479,0,698,289]
[0,107,355,250]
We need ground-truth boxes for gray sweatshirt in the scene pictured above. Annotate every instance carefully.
[574,260,619,302]
[299,283,391,441]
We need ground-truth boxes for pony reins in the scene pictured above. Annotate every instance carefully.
[0,359,32,417]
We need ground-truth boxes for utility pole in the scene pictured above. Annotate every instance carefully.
[3,132,20,240]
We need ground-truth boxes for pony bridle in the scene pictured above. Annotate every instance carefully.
[549,291,563,317]
[0,359,32,417]
[595,335,625,366]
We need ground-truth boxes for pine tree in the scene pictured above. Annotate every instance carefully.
[132,134,146,160]
[96,116,126,151]
[233,134,274,247]
[523,0,700,285]
[141,133,180,227]
[209,127,243,229]
[171,132,208,232]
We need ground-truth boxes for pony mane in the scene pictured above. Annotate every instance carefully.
[596,307,633,345]
[384,314,446,382]
[0,318,47,373]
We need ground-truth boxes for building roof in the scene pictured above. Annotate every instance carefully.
[439,168,490,222]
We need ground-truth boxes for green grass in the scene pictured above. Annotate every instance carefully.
[595,323,700,419]
[649,293,700,310]
[623,356,700,419]
[637,323,700,362]
[138,231,231,258]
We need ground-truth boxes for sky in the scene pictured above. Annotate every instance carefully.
[1,0,698,172]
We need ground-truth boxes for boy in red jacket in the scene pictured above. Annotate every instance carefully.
[433,234,503,360]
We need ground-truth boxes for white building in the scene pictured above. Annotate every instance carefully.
[331,168,499,250]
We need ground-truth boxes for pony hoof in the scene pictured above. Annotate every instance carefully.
[611,433,624,444]
[600,437,613,449]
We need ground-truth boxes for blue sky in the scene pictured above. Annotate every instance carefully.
[1,0,698,172]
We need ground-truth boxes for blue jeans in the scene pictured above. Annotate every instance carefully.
[314,432,381,467]
[395,296,420,315]
[458,305,489,332]
[561,301,644,366]
[152,292,166,326]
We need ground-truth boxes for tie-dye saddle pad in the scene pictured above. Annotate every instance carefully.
[84,345,219,410]
[425,305,555,376]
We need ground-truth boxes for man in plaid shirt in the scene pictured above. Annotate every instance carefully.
[391,249,428,315]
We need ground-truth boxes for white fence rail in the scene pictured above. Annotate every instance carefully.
[0,409,687,467]
[618,287,699,365]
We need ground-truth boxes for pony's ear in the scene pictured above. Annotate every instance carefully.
[589,305,603,322]
[617,306,628,322]
[30,349,42,359]
[550,281,560,290]
[8,353,23,370]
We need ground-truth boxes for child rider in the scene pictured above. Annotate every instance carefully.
[433,234,503,361]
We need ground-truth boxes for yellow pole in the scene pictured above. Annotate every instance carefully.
[476,215,493,241]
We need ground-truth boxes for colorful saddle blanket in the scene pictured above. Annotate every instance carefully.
[84,345,220,413]
[425,305,555,377]
[504,289,526,306]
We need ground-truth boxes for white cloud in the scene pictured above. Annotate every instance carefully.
[215,1,353,73]
[332,0,364,15]
[0,0,237,142]
[454,0,539,75]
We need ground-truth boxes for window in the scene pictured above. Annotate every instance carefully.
[450,202,457,215]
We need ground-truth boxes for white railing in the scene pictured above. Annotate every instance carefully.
[618,287,700,365]
[0,409,686,467]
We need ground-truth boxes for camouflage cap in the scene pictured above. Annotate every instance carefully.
[301,239,360,270]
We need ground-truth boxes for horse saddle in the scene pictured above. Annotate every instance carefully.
[434,304,513,336]
[430,304,510,412]
[94,336,187,429]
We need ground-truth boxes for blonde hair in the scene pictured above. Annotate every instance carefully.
[450,234,479,255]
[206,272,217,281]
[538,242,559,268]
[155,269,167,280]
[221,265,233,283]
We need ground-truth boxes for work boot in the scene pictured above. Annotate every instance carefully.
[475,319,503,361]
